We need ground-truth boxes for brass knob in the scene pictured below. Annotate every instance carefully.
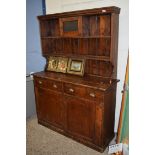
[53,84,57,88]
[39,81,42,84]
[89,93,95,98]
[69,88,74,92]
[102,9,106,13]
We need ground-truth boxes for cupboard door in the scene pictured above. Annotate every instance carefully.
[65,95,95,142]
[35,87,64,129]
[59,16,82,37]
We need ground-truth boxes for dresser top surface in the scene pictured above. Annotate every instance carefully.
[33,71,119,91]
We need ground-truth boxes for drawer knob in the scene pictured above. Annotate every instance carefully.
[69,88,74,92]
[39,81,42,84]
[102,9,106,13]
[89,93,95,98]
[53,84,57,88]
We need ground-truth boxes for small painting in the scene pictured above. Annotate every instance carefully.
[46,56,58,71]
[57,57,68,73]
[67,58,85,76]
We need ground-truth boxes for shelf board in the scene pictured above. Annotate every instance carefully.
[41,36,111,39]
[43,53,110,61]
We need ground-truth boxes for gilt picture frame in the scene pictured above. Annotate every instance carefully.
[57,57,68,73]
[46,56,58,72]
[67,58,85,76]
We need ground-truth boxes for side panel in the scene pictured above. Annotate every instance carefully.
[103,85,117,144]
[110,13,119,78]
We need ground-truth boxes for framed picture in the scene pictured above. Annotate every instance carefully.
[57,57,68,73]
[67,58,85,76]
[46,56,58,71]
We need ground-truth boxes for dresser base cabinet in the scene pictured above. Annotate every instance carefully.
[33,72,118,152]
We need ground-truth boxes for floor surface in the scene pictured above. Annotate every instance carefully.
[26,116,115,155]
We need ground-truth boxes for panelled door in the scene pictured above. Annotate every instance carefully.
[64,95,96,142]
[35,87,65,129]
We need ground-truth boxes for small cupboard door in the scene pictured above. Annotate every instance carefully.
[65,95,95,142]
[59,16,82,37]
[35,87,65,129]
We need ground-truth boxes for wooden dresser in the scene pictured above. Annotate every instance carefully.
[33,6,120,152]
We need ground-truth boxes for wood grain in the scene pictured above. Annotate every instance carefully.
[35,6,120,152]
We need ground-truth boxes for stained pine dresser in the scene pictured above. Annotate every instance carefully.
[33,6,120,152]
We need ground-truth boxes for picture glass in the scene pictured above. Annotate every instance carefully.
[47,58,58,71]
[57,58,68,73]
[70,60,82,72]
[63,20,78,32]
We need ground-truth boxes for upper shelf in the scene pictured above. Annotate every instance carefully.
[41,36,111,39]
[39,13,111,37]
[42,53,110,61]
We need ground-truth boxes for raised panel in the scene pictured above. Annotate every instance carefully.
[65,96,95,141]
[36,87,64,128]
[59,16,82,36]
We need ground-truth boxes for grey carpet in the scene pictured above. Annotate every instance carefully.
[26,116,115,155]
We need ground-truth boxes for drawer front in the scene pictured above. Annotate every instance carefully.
[64,83,103,102]
[85,88,103,102]
[64,83,86,98]
[34,77,62,92]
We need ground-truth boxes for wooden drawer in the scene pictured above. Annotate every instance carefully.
[85,87,103,102]
[64,83,103,102]
[34,77,63,92]
[64,83,86,98]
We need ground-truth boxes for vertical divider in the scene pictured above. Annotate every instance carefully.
[78,37,80,55]
[95,15,99,75]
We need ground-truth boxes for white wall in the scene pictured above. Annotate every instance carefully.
[45,0,129,132]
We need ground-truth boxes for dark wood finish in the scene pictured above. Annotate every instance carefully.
[35,87,64,128]
[110,13,119,78]
[34,6,120,152]
[38,7,120,78]
[34,77,63,92]
[65,95,95,142]
[33,72,119,152]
